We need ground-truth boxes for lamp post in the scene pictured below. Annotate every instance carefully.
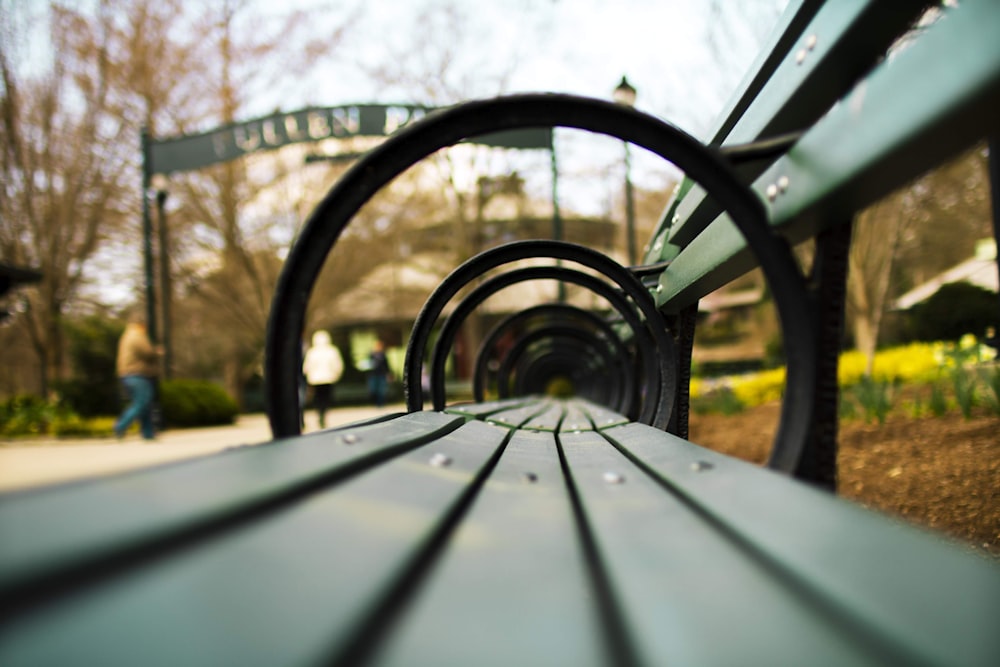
[154,183,172,379]
[613,76,637,266]
[140,128,157,344]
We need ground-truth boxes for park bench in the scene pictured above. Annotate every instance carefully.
[2,0,999,664]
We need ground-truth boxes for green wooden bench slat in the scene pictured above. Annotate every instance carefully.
[484,400,553,428]
[374,429,608,666]
[657,0,1000,309]
[601,422,1000,667]
[457,397,629,432]
[0,420,508,666]
[561,430,888,666]
[0,411,464,603]
[660,0,930,252]
[520,401,565,431]
[699,0,824,147]
[570,398,631,430]
[557,402,592,433]
[445,396,536,419]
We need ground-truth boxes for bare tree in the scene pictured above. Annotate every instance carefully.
[847,146,993,375]
[1,3,133,395]
[147,0,358,403]
[847,193,911,376]
[1,0,359,403]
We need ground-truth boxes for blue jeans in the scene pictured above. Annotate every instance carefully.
[368,375,388,407]
[116,375,156,439]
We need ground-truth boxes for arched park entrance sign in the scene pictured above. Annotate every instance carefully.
[139,104,559,352]
[143,104,552,176]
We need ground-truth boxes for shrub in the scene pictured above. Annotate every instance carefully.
[159,379,238,428]
[51,414,116,438]
[927,382,949,417]
[950,367,978,420]
[838,343,940,387]
[846,377,898,425]
[731,368,785,407]
[0,394,80,437]
[689,377,705,400]
[838,394,859,420]
[691,386,745,415]
[59,315,124,417]
[980,366,1000,416]
[55,379,121,419]
[908,282,999,343]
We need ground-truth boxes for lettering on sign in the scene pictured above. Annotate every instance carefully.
[148,104,549,176]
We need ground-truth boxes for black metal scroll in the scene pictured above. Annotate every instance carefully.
[265,93,817,475]
[411,248,671,426]
[472,304,634,412]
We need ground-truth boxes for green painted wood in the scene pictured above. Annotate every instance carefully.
[0,411,464,602]
[452,397,628,432]
[0,420,508,666]
[520,401,565,431]
[444,396,536,419]
[560,430,890,666]
[601,423,1000,667]
[660,0,930,252]
[700,0,824,147]
[572,398,631,430]
[645,0,822,264]
[657,0,1000,309]
[374,429,609,666]
[558,402,592,433]
[484,400,553,429]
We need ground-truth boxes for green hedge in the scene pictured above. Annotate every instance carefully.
[907,282,999,342]
[0,394,57,436]
[159,379,238,428]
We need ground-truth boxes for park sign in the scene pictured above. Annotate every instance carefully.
[138,102,559,349]
[145,103,553,176]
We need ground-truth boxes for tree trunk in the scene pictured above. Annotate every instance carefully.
[224,355,244,411]
[854,316,879,377]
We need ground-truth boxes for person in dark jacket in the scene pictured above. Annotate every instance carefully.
[367,340,391,408]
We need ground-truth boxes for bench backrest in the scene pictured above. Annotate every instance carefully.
[645,0,1000,312]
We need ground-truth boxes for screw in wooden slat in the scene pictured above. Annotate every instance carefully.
[430,453,452,468]
[603,471,625,485]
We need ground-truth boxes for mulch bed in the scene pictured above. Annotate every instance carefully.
[689,403,1000,560]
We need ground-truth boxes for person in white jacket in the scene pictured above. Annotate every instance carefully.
[302,330,344,428]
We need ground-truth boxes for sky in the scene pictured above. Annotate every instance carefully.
[253,0,790,214]
[9,0,790,305]
[15,0,788,189]
[277,0,788,140]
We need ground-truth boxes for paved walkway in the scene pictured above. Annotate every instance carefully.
[0,405,402,493]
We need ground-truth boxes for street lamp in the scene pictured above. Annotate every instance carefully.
[153,180,172,380]
[613,76,637,266]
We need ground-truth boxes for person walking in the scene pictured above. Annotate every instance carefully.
[114,316,163,440]
[302,330,344,429]
[367,339,392,408]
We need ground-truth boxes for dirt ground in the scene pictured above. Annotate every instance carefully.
[689,403,1000,560]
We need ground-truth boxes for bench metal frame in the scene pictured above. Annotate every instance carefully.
[2,1,999,664]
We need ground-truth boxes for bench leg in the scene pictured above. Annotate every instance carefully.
[796,221,853,491]
[667,304,698,439]
[989,137,1000,331]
